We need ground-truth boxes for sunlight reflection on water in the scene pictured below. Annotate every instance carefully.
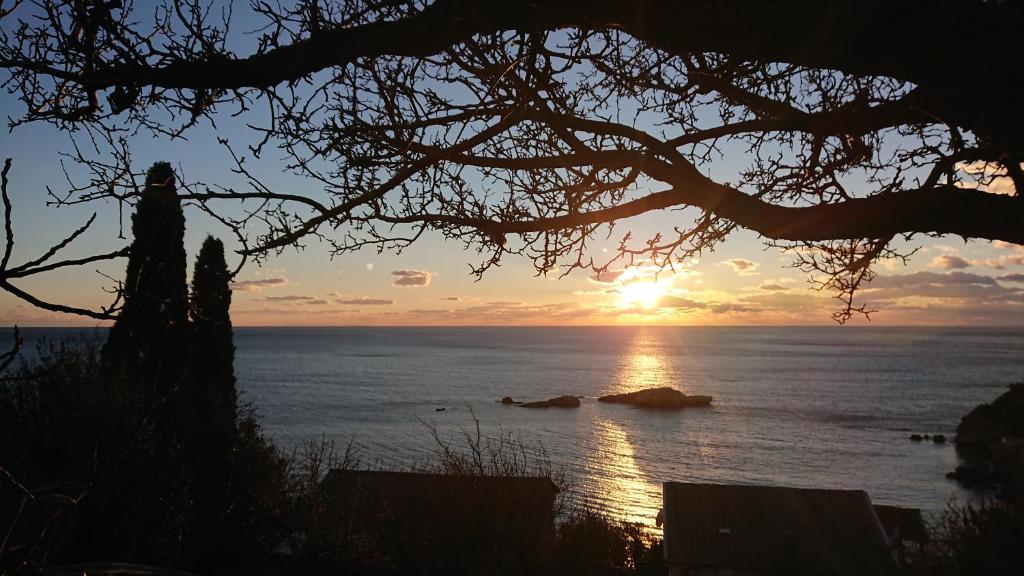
[586,418,662,527]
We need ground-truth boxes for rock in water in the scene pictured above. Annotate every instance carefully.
[500,396,515,404]
[598,386,712,409]
[949,383,1024,503]
[519,395,581,408]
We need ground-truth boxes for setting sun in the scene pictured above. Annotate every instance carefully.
[618,279,671,309]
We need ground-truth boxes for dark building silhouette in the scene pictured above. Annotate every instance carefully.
[321,469,559,573]
[662,482,911,576]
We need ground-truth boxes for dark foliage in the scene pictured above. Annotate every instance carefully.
[1,169,289,574]
[909,499,1024,576]
[551,511,662,576]
[185,236,241,571]
[103,162,188,368]
[0,341,289,575]
[94,162,191,563]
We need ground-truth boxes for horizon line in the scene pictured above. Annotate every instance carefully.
[5,324,1022,330]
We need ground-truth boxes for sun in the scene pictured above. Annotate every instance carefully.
[618,279,671,309]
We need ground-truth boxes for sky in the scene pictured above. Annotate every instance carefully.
[3,10,1024,327]
[4,113,1024,328]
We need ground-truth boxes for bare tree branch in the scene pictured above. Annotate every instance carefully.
[2,1,1024,321]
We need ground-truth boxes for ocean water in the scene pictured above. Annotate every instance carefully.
[6,326,1024,526]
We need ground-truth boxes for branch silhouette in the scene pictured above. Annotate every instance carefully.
[2,1,1023,321]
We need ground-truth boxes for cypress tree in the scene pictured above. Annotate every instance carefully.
[99,161,191,562]
[187,236,238,567]
[104,161,189,369]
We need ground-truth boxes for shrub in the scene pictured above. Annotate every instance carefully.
[909,499,1024,575]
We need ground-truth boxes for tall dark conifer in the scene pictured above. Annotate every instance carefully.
[104,162,189,368]
[187,236,238,567]
[99,161,191,562]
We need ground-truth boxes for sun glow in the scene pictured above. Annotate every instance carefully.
[618,279,671,309]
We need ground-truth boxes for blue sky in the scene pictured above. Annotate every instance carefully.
[3,7,1024,327]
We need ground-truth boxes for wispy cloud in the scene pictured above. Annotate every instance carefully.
[930,254,971,270]
[230,277,288,292]
[336,297,394,305]
[260,294,313,302]
[391,269,431,287]
[720,258,759,275]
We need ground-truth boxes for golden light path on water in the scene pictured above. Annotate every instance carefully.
[580,334,675,529]
[586,418,663,527]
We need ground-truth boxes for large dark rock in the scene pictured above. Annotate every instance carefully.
[950,384,1024,503]
[500,396,515,404]
[598,386,712,409]
[519,395,581,408]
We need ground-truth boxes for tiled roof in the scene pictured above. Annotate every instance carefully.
[663,482,902,576]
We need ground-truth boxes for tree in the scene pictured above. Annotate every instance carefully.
[97,161,191,563]
[3,1,1024,321]
[103,162,188,366]
[187,235,238,568]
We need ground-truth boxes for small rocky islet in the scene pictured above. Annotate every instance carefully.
[500,386,712,410]
[598,386,712,409]
[519,395,581,408]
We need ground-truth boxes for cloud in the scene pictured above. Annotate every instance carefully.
[759,284,789,291]
[336,297,394,305]
[391,269,431,287]
[955,161,1018,196]
[993,240,1024,251]
[230,277,288,292]
[709,302,759,314]
[867,271,997,289]
[307,299,329,305]
[721,258,759,275]
[260,294,314,302]
[590,269,625,284]
[930,254,971,270]
[999,274,1024,283]
[442,296,476,301]
[975,254,1024,270]
[862,271,1024,302]
[656,295,708,309]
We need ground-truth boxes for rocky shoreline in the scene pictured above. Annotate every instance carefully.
[947,383,1024,503]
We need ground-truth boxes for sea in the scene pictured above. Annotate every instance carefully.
[5,325,1023,526]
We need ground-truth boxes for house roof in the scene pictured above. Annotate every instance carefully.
[662,482,902,576]
[322,468,558,498]
[873,505,928,544]
[320,469,559,524]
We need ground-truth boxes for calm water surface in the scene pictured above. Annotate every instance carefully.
[8,326,1024,526]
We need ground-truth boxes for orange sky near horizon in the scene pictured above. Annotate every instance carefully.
[6,220,1024,328]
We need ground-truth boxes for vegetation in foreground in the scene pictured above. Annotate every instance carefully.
[0,163,661,576]
[0,334,662,576]
[2,161,1023,575]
